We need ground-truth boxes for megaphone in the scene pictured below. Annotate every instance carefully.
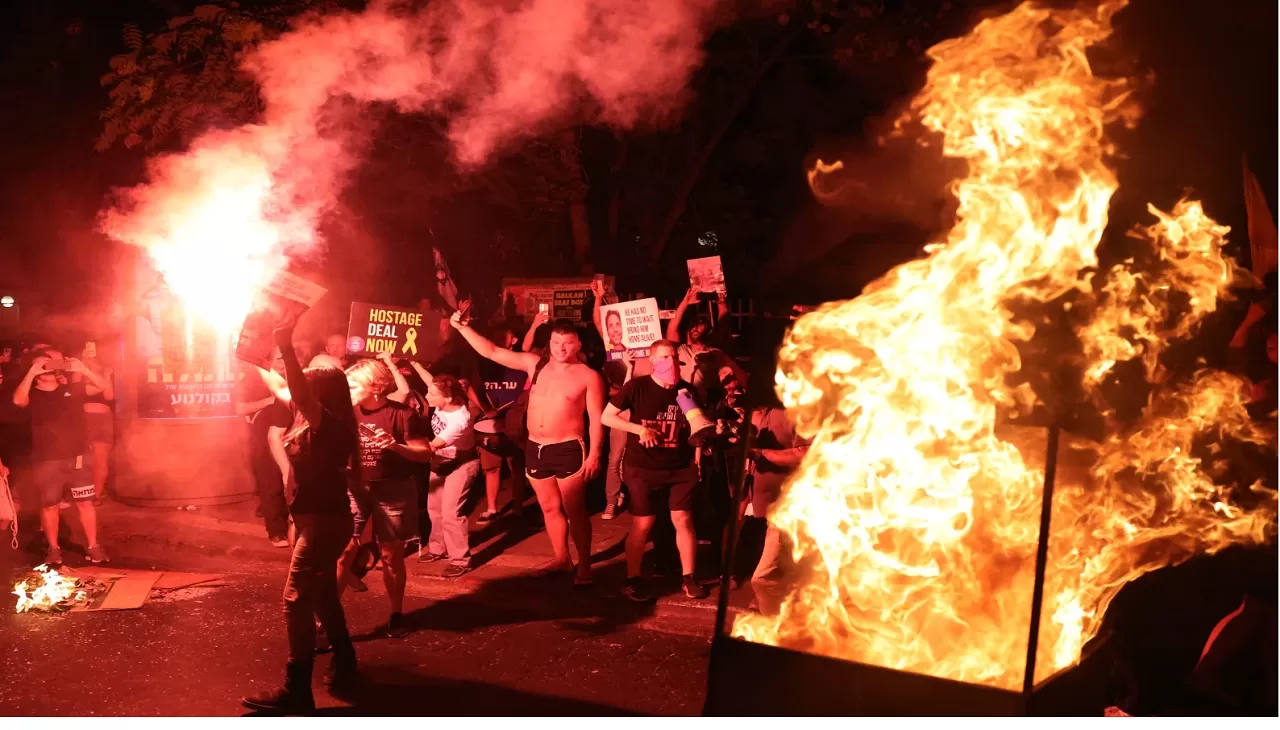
[677,388,717,446]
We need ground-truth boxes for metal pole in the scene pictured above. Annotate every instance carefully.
[713,405,756,639]
[1021,422,1060,712]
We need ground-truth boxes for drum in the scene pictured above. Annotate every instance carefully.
[474,417,511,453]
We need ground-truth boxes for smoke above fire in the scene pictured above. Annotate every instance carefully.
[102,0,722,329]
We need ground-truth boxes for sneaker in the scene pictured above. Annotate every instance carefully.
[269,536,290,548]
[384,612,409,639]
[476,509,499,525]
[44,545,63,566]
[87,544,109,564]
[621,577,655,603]
[601,501,619,520]
[416,550,447,563]
[441,564,471,579]
[347,575,368,592]
[682,574,709,599]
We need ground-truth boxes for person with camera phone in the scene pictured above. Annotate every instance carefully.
[12,348,112,566]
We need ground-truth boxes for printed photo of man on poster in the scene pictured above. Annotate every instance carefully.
[599,297,662,362]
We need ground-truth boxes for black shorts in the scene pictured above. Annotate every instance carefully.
[85,411,114,445]
[624,464,699,517]
[525,439,584,480]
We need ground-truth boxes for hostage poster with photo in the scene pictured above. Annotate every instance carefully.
[135,266,240,419]
[600,297,662,361]
[346,303,440,362]
[686,256,726,295]
[234,271,328,370]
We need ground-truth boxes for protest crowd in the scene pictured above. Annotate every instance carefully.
[0,260,834,713]
[0,245,1274,713]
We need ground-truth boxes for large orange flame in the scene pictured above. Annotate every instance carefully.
[733,0,1275,690]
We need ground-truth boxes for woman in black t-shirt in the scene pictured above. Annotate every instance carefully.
[243,326,360,714]
[601,339,710,603]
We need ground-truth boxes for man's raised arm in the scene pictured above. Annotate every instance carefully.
[450,311,537,372]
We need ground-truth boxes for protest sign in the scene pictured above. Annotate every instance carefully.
[136,276,239,419]
[346,303,440,362]
[686,256,726,295]
[600,297,662,361]
[234,271,328,370]
[501,277,616,322]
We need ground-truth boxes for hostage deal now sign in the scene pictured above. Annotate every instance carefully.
[346,302,440,362]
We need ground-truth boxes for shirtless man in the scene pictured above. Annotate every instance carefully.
[450,311,604,584]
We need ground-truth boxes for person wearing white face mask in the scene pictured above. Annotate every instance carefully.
[601,339,709,602]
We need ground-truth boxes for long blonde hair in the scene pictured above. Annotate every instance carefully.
[344,358,395,397]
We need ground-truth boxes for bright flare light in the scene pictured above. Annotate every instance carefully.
[103,130,299,335]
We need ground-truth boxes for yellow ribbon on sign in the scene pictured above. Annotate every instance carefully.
[402,327,418,356]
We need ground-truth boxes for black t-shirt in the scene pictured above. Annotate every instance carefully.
[610,376,696,471]
[29,383,86,461]
[250,400,292,456]
[355,400,427,482]
[285,405,355,516]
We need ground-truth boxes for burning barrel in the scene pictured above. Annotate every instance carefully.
[702,0,1276,715]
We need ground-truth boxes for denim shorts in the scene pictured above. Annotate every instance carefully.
[350,477,419,543]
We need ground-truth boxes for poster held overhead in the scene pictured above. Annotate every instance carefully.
[600,297,662,361]
[346,302,441,362]
[501,276,616,322]
[234,271,328,370]
[687,256,726,296]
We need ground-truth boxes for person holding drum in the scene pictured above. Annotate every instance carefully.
[472,321,530,524]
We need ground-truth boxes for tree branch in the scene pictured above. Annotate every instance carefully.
[647,24,801,267]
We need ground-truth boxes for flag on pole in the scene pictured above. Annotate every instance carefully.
[434,246,459,310]
[1242,154,1277,277]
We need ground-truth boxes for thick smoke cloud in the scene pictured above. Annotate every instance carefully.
[103,0,724,283]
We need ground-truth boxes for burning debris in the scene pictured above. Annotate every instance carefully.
[13,565,93,614]
[733,0,1276,691]
[11,567,225,614]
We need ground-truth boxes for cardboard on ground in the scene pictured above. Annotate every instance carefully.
[64,568,225,612]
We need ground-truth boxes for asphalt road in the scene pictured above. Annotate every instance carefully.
[0,545,713,716]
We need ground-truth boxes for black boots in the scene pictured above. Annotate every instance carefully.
[324,638,359,690]
[242,659,315,714]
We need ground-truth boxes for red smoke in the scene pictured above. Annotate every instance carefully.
[102,0,723,318]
